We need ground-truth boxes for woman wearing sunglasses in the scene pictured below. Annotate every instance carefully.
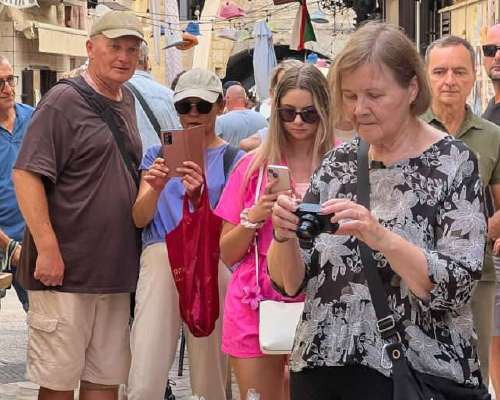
[214,64,333,399]
[128,68,244,400]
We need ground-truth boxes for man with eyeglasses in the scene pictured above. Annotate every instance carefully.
[12,11,144,400]
[422,35,500,386]
[482,23,500,399]
[127,68,244,400]
[0,56,33,312]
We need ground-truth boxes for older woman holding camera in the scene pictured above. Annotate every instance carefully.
[268,22,487,399]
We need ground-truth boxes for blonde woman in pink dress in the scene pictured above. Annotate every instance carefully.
[215,64,335,399]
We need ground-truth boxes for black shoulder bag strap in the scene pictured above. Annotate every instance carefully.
[356,139,423,400]
[124,81,162,138]
[222,144,239,182]
[58,78,140,188]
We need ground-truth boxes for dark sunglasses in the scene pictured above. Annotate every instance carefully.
[483,44,500,57]
[277,106,320,124]
[174,100,213,115]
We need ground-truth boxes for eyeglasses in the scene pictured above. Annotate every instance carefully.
[174,99,213,115]
[277,106,320,124]
[0,75,18,91]
[483,44,500,57]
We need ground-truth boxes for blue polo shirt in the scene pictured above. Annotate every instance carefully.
[0,103,34,242]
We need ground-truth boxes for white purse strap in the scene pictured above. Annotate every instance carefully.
[253,166,264,286]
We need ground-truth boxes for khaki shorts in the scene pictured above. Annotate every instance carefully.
[27,290,131,391]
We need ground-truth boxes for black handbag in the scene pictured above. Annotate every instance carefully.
[356,139,491,400]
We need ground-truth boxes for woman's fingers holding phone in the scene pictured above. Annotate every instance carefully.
[181,161,203,174]
[144,162,170,192]
[264,178,277,194]
[177,161,203,182]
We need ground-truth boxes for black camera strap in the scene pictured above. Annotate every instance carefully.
[58,77,140,189]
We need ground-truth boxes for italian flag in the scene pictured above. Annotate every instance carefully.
[290,0,317,51]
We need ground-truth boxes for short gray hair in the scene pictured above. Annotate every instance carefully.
[425,35,476,70]
[138,42,149,65]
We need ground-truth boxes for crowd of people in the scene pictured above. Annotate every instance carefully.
[1,8,500,400]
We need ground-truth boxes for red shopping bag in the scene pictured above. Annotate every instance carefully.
[165,186,222,337]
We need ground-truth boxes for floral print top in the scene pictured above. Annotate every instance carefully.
[289,136,486,386]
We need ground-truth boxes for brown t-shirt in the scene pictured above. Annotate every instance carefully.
[15,77,142,293]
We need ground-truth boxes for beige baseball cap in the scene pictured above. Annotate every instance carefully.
[173,68,223,103]
[90,11,144,40]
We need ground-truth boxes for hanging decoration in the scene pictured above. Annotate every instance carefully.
[185,21,202,36]
[253,20,278,101]
[0,0,37,9]
[290,0,317,51]
[149,0,162,64]
[164,0,183,86]
[217,0,246,19]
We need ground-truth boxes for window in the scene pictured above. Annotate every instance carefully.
[441,11,451,35]
[178,0,205,21]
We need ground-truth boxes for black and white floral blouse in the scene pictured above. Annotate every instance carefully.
[290,136,487,386]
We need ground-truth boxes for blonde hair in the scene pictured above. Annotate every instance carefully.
[245,64,332,183]
[269,59,303,96]
[329,21,431,125]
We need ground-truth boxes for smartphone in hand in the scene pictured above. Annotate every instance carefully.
[160,126,205,177]
[267,165,291,193]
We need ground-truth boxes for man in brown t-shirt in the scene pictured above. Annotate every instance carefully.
[12,11,143,400]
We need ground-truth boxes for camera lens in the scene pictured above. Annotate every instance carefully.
[296,214,321,241]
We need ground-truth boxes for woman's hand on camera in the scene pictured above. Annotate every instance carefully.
[144,158,170,192]
[272,194,299,240]
[323,199,389,251]
[177,161,204,206]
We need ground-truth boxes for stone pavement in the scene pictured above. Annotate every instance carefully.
[2,288,496,400]
[0,289,239,400]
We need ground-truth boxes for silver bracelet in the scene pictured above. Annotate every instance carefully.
[240,208,264,229]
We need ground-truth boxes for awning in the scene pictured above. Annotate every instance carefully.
[17,21,88,57]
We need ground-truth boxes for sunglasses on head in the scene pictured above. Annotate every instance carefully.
[277,106,320,124]
[174,99,213,115]
[483,44,500,57]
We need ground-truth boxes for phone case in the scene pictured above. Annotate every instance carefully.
[267,165,291,193]
[161,126,205,177]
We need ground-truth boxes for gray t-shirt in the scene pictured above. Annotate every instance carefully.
[15,77,142,293]
[483,97,500,126]
[216,109,268,147]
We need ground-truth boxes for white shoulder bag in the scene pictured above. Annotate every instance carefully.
[252,166,305,355]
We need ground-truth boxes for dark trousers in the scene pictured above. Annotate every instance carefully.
[11,266,29,312]
[290,365,393,400]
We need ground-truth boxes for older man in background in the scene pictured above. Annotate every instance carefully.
[127,41,180,155]
[215,84,267,147]
[422,35,500,385]
[13,11,143,400]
